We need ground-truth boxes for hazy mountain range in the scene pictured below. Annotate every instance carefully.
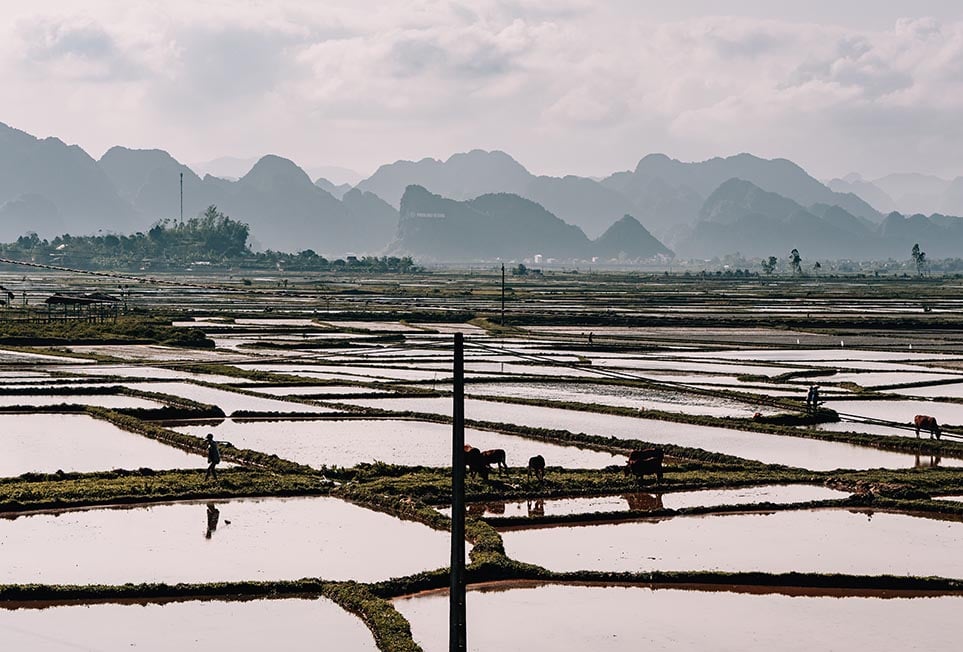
[828,172,963,218]
[3,120,963,262]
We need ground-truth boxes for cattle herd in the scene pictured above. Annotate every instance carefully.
[462,445,665,485]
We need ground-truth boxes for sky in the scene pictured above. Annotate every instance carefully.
[3,0,963,183]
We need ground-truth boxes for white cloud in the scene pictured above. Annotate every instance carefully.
[1,1,963,179]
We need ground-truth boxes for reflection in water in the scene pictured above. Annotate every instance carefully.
[622,493,664,511]
[205,503,220,539]
[468,502,506,517]
[527,499,544,517]
[914,453,942,468]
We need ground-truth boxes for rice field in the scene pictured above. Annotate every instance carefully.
[2,269,963,650]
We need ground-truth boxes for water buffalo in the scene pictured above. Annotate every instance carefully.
[527,454,546,482]
[481,448,508,475]
[914,414,941,440]
[624,448,664,484]
[464,445,489,480]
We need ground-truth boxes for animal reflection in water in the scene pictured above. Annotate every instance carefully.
[621,492,664,511]
[205,503,220,539]
[526,498,544,517]
[914,414,942,440]
[915,452,943,468]
[468,502,506,516]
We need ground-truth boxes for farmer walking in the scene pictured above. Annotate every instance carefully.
[204,433,231,481]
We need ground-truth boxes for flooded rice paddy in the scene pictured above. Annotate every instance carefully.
[334,397,936,470]
[0,597,379,651]
[501,509,963,577]
[396,583,963,652]
[439,484,851,518]
[0,496,460,584]
[3,277,963,648]
[172,418,621,469]
[0,413,207,476]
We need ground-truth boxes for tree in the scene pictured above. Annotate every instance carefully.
[761,256,777,275]
[813,261,821,274]
[911,243,927,277]
[789,248,802,275]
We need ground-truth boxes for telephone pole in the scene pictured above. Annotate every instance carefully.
[179,172,184,223]
[450,333,466,651]
[500,263,505,326]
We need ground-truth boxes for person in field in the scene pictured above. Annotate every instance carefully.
[204,433,232,481]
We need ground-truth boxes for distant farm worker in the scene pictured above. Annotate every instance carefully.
[805,385,816,415]
[812,385,820,412]
[204,433,232,481]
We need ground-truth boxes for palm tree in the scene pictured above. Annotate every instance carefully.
[911,243,927,277]
[789,248,802,275]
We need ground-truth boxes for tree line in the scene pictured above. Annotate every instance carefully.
[0,206,417,273]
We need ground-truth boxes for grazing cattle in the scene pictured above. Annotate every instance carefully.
[622,492,664,511]
[481,449,508,475]
[527,455,546,482]
[464,445,489,480]
[624,448,664,484]
[914,415,942,440]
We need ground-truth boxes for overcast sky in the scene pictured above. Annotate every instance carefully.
[3,1,963,182]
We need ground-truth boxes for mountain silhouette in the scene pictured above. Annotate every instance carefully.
[389,185,670,262]
[0,122,135,239]
[359,150,639,238]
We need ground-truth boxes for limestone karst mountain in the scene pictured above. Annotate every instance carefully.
[0,122,135,239]
[358,150,639,238]
[388,185,671,262]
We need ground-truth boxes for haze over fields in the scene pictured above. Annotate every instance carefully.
[3,2,963,263]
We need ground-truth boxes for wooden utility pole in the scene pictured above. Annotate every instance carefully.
[501,263,505,326]
[179,172,184,223]
[449,332,466,651]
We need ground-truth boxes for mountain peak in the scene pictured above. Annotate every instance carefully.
[240,155,313,189]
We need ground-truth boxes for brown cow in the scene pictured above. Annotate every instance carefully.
[481,449,508,475]
[624,448,664,484]
[527,454,546,482]
[464,445,489,480]
[914,414,941,440]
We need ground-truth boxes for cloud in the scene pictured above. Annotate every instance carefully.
[2,2,963,179]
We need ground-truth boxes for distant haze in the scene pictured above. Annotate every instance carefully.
[3,1,963,181]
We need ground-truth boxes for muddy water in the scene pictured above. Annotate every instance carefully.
[438,484,850,518]
[236,363,452,382]
[56,364,247,384]
[395,583,963,652]
[501,509,963,578]
[459,382,780,418]
[824,399,963,426]
[892,383,963,399]
[137,381,335,414]
[668,349,963,363]
[173,419,620,469]
[246,385,393,396]
[0,394,164,409]
[825,371,960,387]
[0,413,206,477]
[336,397,928,470]
[0,597,378,651]
[0,496,459,585]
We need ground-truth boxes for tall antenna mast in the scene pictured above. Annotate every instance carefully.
[179,172,184,223]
